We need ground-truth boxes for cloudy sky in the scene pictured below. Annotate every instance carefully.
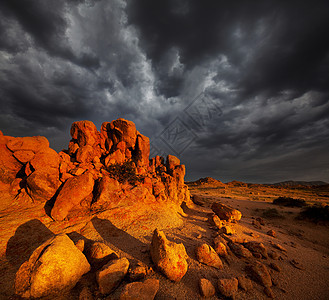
[1,0,329,183]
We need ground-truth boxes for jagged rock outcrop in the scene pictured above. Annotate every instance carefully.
[0,118,190,224]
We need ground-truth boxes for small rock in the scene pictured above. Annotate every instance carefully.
[237,275,253,291]
[128,261,149,282]
[244,241,268,258]
[269,262,281,272]
[119,279,159,300]
[267,230,276,237]
[150,229,188,282]
[195,243,223,269]
[252,219,262,229]
[228,242,253,258]
[270,241,287,252]
[264,287,275,298]
[246,261,272,288]
[268,250,279,260]
[197,233,202,239]
[221,225,235,235]
[208,215,223,229]
[75,239,85,252]
[213,239,228,257]
[96,258,129,294]
[79,286,94,300]
[217,278,238,298]
[256,217,265,225]
[87,242,119,269]
[290,259,305,270]
[211,202,242,222]
[199,278,216,298]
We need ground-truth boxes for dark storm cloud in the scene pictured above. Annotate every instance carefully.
[0,0,328,182]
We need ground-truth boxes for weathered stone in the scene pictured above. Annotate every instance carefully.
[75,239,85,252]
[150,229,188,282]
[26,170,61,202]
[30,148,60,171]
[211,202,242,222]
[217,278,238,298]
[13,150,35,163]
[213,237,228,257]
[199,278,216,298]
[128,261,149,282]
[51,172,94,221]
[134,133,150,168]
[76,145,96,163]
[228,241,253,258]
[96,258,129,295]
[119,279,159,300]
[86,242,119,268]
[270,241,287,252]
[246,261,272,288]
[7,136,49,153]
[195,243,223,269]
[92,176,122,208]
[267,230,276,237]
[71,120,100,147]
[0,144,22,184]
[208,214,222,229]
[15,234,90,299]
[221,225,235,235]
[68,141,79,156]
[109,118,137,148]
[237,275,253,291]
[166,155,180,176]
[105,149,125,166]
[244,241,268,259]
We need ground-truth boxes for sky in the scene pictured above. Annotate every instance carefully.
[1,0,329,183]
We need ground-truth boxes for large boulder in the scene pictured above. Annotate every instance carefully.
[70,120,100,147]
[109,118,137,148]
[150,229,188,282]
[13,150,35,164]
[29,148,60,171]
[211,202,242,222]
[195,243,223,269]
[51,172,94,221]
[26,170,61,202]
[92,176,122,209]
[6,136,49,153]
[75,145,96,163]
[0,144,22,184]
[15,234,90,299]
[96,258,129,294]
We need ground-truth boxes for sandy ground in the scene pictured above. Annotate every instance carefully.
[0,182,329,299]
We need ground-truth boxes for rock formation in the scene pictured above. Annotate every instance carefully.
[0,118,190,222]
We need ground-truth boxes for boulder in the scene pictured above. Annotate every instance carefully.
[92,176,122,208]
[217,278,238,298]
[26,169,61,202]
[195,243,223,269]
[51,172,94,221]
[199,278,216,297]
[76,145,96,163]
[109,118,137,148]
[128,261,149,282]
[15,234,90,299]
[211,202,242,222]
[208,214,222,229]
[246,261,272,288]
[237,275,254,291]
[150,229,188,282]
[70,120,100,147]
[96,257,129,294]
[6,136,49,153]
[86,241,119,268]
[0,144,22,184]
[243,241,268,259]
[30,148,60,171]
[119,279,159,300]
[213,237,228,257]
[228,241,253,258]
[13,150,35,163]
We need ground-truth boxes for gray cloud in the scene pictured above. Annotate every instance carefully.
[0,0,328,182]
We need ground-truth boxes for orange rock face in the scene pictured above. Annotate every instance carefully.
[51,172,95,221]
[0,144,23,184]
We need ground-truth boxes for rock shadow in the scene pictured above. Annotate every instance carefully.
[91,216,149,264]
[6,219,55,274]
